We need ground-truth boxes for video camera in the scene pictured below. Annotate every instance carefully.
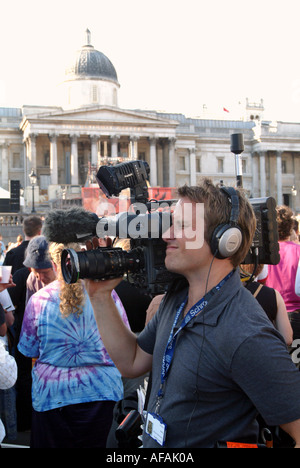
[61,160,179,296]
[60,136,280,295]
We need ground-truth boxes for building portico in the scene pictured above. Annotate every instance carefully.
[19,106,179,197]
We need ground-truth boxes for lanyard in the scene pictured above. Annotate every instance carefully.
[155,269,234,413]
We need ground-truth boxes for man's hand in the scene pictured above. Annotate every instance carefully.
[84,276,123,299]
[0,274,16,292]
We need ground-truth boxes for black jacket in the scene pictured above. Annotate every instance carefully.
[3,241,30,275]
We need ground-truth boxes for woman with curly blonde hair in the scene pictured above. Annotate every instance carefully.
[48,242,85,317]
[18,240,129,448]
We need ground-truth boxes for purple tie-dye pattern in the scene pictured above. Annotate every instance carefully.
[18,280,129,412]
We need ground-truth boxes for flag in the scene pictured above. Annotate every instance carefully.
[223,107,230,113]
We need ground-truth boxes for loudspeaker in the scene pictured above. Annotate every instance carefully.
[210,186,242,259]
[10,180,20,212]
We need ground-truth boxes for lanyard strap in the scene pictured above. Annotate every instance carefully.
[156,270,234,408]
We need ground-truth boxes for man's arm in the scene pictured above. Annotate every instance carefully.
[85,278,153,378]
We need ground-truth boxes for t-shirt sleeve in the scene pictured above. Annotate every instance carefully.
[232,330,300,426]
[17,296,40,358]
[137,308,160,355]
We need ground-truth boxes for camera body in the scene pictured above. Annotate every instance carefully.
[242,196,280,265]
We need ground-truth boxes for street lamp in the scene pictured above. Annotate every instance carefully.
[29,168,37,213]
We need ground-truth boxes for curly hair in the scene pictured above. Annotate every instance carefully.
[48,242,85,318]
[276,205,294,240]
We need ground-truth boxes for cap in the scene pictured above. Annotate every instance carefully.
[23,235,52,269]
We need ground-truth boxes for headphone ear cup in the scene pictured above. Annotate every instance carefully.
[211,224,242,259]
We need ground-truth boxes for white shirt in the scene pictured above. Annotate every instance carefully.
[0,338,17,443]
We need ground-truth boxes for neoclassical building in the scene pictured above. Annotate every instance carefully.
[0,29,299,213]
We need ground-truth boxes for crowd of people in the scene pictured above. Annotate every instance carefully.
[1,177,300,448]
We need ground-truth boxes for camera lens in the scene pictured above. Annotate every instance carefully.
[61,248,80,283]
[61,247,143,284]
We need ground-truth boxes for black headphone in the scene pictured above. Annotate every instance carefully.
[210,186,242,259]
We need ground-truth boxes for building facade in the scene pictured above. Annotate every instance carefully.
[0,30,299,213]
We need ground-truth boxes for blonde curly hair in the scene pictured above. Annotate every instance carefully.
[48,242,85,318]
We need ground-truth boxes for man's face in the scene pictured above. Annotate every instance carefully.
[162,197,208,276]
[32,267,56,286]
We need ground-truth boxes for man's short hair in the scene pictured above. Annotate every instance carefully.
[177,178,256,268]
[23,215,43,238]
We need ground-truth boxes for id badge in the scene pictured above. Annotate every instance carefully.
[145,412,167,446]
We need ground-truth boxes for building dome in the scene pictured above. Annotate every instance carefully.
[60,29,120,109]
[65,29,119,84]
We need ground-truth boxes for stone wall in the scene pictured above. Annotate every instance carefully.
[0,214,25,245]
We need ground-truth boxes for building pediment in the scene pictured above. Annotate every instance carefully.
[20,105,179,140]
[21,105,179,127]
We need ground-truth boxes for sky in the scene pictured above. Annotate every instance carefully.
[1,0,300,122]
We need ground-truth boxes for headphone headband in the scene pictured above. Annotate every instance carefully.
[220,186,239,225]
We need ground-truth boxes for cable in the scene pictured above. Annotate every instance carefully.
[240,248,259,285]
[184,253,217,447]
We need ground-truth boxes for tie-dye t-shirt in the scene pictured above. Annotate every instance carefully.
[18,280,129,412]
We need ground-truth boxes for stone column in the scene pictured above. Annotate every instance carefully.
[70,134,79,185]
[157,144,163,186]
[49,133,58,185]
[90,134,100,166]
[103,140,108,159]
[276,151,283,205]
[28,133,37,170]
[129,135,139,160]
[149,137,157,186]
[168,138,176,187]
[110,134,120,160]
[162,140,169,187]
[251,153,259,198]
[189,147,196,185]
[259,151,266,197]
[0,142,9,190]
[26,133,38,186]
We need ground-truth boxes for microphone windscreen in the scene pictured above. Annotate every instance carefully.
[42,207,99,244]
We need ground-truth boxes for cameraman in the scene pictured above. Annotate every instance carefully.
[86,178,300,448]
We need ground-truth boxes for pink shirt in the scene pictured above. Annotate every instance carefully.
[266,241,300,313]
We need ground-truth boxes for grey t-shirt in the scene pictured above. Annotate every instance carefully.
[138,269,300,448]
